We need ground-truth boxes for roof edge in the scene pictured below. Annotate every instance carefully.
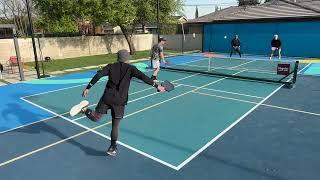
[279,0,320,13]
[186,15,320,24]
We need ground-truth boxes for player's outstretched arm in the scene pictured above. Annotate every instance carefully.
[82,65,110,97]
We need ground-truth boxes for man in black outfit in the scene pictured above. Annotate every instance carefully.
[230,35,241,58]
[71,49,165,156]
[270,34,282,60]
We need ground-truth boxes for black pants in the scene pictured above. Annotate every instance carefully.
[230,46,241,57]
[85,98,125,146]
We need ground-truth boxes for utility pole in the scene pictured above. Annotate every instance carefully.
[26,0,41,79]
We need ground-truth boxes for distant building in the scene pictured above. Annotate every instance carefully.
[186,0,320,57]
[0,28,13,39]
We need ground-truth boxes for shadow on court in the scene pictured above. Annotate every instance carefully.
[16,123,106,157]
[1,103,105,157]
[115,127,287,180]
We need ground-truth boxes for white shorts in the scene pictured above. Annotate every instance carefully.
[152,59,160,69]
[271,47,281,51]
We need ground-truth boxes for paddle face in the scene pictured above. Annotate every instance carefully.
[161,80,174,92]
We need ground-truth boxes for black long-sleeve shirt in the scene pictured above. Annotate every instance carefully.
[271,39,282,48]
[86,62,157,105]
[231,38,240,47]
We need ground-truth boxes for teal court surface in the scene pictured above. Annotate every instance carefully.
[0,54,320,180]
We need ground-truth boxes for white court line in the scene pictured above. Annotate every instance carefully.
[224,67,280,75]
[298,63,311,74]
[174,82,264,99]
[175,59,300,170]
[0,126,96,167]
[5,58,289,170]
[230,59,256,69]
[299,74,320,77]
[70,72,241,123]
[176,62,313,170]
[262,104,320,116]
[22,57,206,99]
[297,63,311,75]
[70,85,182,122]
[193,91,265,104]
[0,65,209,167]
[216,56,294,63]
[0,85,155,135]
[1,59,292,170]
[22,83,89,98]
[25,73,199,124]
[22,77,108,98]
[20,90,183,170]
[193,91,320,116]
[0,70,202,135]
[0,116,60,135]
[182,64,279,75]
[10,70,244,170]
[176,84,284,170]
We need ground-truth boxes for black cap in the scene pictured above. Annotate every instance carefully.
[159,37,166,42]
[117,49,130,62]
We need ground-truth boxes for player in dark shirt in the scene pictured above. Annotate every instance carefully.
[230,35,241,58]
[270,34,282,60]
[71,49,165,156]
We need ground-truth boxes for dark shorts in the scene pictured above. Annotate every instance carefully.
[95,99,125,119]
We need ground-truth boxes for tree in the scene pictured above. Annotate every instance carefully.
[133,0,183,36]
[33,0,88,33]
[0,0,29,36]
[107,0,137,54]
[105,0,183,54]
[238,0,260,6]
[33,0,183,54]
[36,16,78,33]
[215,5,219,12]
[195,6,199,18]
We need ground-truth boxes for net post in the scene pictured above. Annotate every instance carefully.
[208,57,211,71]
[292,61,299,84]
[285,82,293,89]
[284,61,299,89]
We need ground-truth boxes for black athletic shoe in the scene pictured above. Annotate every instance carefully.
[107,145,117,156]
[150,76,156,81]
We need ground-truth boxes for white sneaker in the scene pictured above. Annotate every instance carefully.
[107,145,118,157]
[70,100,89,117]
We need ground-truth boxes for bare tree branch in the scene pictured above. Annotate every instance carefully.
[0,2,11,22]
[0,0,29,36]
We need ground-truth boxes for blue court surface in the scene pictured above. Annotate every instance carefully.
[302,64,320,76]
[0,54,319,180]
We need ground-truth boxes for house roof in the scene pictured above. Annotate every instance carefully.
[171,16,188,24]
[187,0,320,23]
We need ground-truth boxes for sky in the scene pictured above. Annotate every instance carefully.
[182,0,238,19]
